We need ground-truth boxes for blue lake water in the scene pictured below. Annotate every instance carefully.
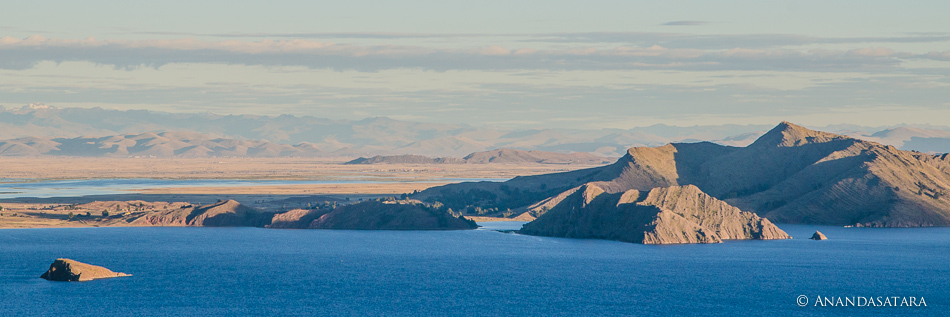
[0,222,946,316]
[0,178,507,199]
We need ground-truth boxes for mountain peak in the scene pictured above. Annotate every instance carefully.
[750,121,848,148]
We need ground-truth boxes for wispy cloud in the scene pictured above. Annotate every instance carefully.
[660,21,710,26]
[923,51,950,61]
[127,31,950,49]
[134,31,502,39]
[0,35,925,72]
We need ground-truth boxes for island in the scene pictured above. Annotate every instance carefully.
[41,258,131,282]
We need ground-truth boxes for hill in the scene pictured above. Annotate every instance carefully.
[126,199,274,227]
[415,122,950,227]
[345,155,464,164]
[519,184,790,244]
[852,127,950,154]
[2,105,947,157]
[267,199,477,230]
[345,148,612,165]
[461,148,613,164]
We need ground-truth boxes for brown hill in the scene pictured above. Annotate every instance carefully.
[416,122,950,227]
[462,148,613,164]
[519,184,790,244]
[127,199,272,227]
[308,200,477,230]
[345,155,464,164]
[266,208,331,229]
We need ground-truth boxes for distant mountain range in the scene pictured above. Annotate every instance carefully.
[0,132,324,157]
[346,149,614,165]
[1,104,948,157]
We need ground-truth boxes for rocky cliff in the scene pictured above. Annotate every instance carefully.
[519,184,790,244]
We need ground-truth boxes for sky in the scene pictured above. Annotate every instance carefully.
[2,0,950,129]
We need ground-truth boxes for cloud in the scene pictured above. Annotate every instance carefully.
[129,30,950,50]
[660,21,710,26]
[527,32,950,50]
[922,51,950,61]
[0,35,921,72]
[135,31,500,40]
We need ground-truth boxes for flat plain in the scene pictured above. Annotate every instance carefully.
[0,157,601,228]
[0,157,593,181]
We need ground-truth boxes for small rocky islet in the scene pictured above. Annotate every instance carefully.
[40,258,130,282]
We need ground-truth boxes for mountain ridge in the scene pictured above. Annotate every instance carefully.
[415,122,950,227]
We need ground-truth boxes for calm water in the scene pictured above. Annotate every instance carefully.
[0,223,947,316]
[0,178,506,199]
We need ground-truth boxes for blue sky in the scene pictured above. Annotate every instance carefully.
[2,1,949,128]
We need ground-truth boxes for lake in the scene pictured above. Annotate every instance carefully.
[0,222,946,316]
[0,178,507,199]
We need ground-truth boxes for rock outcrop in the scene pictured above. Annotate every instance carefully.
[810,231,828,240]
[128,200,272,227]
[417,122,950,227]
[40,258,130,282]
[309,200,477,230]
[519,184,790,244]
[266,208,330,229]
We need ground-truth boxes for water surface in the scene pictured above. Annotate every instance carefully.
[0,178,507,199]
[0,223,946,316]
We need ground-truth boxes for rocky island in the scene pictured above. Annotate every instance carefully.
[270,199,477,230]
[519,184,790,244]
[40,258,130,282]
